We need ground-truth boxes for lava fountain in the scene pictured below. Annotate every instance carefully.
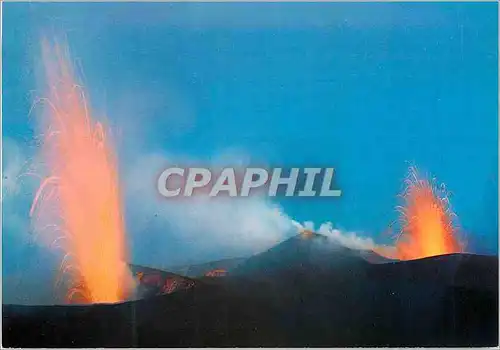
[30,41,134,303]
[379,167,463,260]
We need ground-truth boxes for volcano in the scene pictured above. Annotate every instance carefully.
[3,233,498,347]
[232,231,390,276]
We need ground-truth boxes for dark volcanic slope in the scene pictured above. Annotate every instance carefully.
[3,234,498,347]
[232,232,370,276]
[3,283,286,347]
[167,257,247,277]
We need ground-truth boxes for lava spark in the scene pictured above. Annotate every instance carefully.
[30,41,134,304]
[379,167,463,260]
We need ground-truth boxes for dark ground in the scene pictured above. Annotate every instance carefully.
[3,234,498,347]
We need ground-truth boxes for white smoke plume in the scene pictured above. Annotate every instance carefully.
[124,152,298,267]
[291,219,378,251]
[124,151,388,268]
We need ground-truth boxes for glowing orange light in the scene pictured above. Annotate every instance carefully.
[205,269,227,277]
[378,167,463,260]
[300,229,314,237]
[30,41,133,304]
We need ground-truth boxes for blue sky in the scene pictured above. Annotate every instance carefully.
[3,3,498,303]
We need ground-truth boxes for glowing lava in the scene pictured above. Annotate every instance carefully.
[300,229,315,237]
[205,269,228,277]
[380,167,463,260]
[30,41,133,304]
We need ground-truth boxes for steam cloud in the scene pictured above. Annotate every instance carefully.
[292,220,379,251]
[124,152,297,267]
[125,152,385,269]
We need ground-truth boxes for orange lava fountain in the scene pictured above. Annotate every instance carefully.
[30,41,134,304]
[379,167,463,260]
